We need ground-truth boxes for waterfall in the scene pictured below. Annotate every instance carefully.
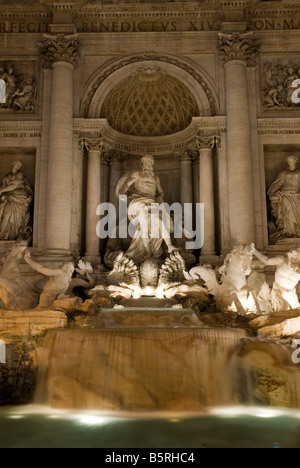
[35,327,250,411]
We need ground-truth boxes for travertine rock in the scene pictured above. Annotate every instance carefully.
[250,309,300,338]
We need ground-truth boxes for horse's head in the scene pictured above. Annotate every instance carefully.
[219,245,253,281]
[288,248,300,274]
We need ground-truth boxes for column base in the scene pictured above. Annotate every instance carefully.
[40,249,75,264]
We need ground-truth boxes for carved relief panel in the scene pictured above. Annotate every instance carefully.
[0,60,37,114]
[262,59,300,110]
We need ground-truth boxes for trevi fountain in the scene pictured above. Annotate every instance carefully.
[1,0,300,449]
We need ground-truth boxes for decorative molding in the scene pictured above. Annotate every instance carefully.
[193,116,227,133]
[80,53,218,118]
[38,34,79,68]
[257,118,300,135]
[218,32,258,65]
[0,121,42,139]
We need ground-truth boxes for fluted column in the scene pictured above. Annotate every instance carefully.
[196,135,216,257]
[219,32,257,246]
[39,34,79,254]
[109,152,125,210]
[83,137,104,261]
[177,151,194,206]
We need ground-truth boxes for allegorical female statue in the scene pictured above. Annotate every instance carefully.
[268,154,300,240]
[0,160,33,241]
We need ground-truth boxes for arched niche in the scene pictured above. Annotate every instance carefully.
[80,53,219,120]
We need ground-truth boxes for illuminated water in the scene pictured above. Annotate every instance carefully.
[1,406,300,448]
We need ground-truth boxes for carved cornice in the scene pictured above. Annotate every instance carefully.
[39,0,87,14]
[257,118,300,135]
[246,1,300,19]
[218,32,258,66]
[38,34,79,68]
[0,122,42,138]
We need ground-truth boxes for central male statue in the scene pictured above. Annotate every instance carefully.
[116,154,177,263]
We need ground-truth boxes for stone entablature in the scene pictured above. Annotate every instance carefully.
[2,1,300,34]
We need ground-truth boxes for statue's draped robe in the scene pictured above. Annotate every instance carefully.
[268,169,300,239]
[116,172,174,264]
[0,172,33,240]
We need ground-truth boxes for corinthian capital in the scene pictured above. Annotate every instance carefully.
[218,32,258,65]
[81,137,104,152]
[196,134,220,150]
[39,34,79,68]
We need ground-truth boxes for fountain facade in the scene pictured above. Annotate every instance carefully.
[0,0,300,415]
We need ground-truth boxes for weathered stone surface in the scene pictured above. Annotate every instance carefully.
[249,309,300,338]
[236,339,300,408]
[87,308,204,328]
[0,309,67,404]
[0,309,67,342]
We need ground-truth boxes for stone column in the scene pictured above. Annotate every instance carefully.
[39,34,79,254]
[83,137,104,262]
[219,32,257,246]
[109,152,124,210]
[177,151,194,206]
[196,135,216,257]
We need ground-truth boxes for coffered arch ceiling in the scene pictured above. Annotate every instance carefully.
[81,54,219,138]
[100,69,199,137]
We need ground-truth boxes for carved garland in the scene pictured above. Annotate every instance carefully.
[81,52,218,118]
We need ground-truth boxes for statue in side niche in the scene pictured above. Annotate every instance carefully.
[0,160,33,241]
[268,155,300,241]
[252,246,300,312]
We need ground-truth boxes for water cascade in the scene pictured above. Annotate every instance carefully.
[35,321,251,411]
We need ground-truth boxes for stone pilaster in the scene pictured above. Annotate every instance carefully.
[219,32,257,246]
[82,137,104,262]
[109,151,126,211]
[196,134,217,258]
[175,151,194,206]
[39,34,79,254]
